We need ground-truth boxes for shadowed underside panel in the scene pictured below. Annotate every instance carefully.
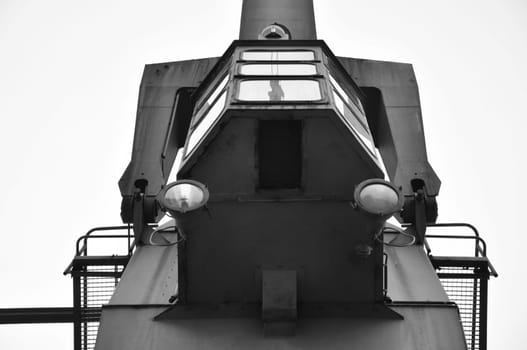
[95,306,466,349]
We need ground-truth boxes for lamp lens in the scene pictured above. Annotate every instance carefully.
[359,183,399,214]
[164,183,205,212]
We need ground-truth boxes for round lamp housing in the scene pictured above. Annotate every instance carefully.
[354,179,403,217]
[157,180,209,214]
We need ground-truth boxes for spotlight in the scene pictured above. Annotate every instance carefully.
[354,179,403,217]
[157,180,209,214]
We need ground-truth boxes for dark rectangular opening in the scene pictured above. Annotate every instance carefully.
[258,120,302,189]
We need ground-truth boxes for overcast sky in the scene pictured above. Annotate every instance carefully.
[1,0,526,349]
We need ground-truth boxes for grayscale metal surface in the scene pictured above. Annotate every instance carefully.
[0,1,496,349]
[92,0,489,349]
[119,57,219,218]
[95,305,466,350]
[110,245,179,305]
[106,240,449,307]
[337,57,441,197]
[240,0,317,40]
[385,245,449,302]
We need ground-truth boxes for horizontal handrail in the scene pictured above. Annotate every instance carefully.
[426,222,480,236]
[64,225,135,275]
[425,234,487,257]
[76,234,131,256]
[420,222,497,277]
[76,225,132,256]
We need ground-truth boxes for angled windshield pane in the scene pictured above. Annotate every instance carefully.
[239,64,317,76]
[241,50,315,61]
[186,90,227,157]
[329,74,365,116]
[198,74,229,111]
[237,80,321,101]
[333,89,376,156]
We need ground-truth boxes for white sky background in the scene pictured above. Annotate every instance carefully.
[0,0,526,348]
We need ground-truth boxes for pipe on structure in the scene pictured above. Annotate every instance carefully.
[239,0,317,40]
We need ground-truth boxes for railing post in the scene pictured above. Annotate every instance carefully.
[425,222,496,350]
[82,267,88,349]
[66,225,148,349]
[73,272,82,350]
[479,267,489,350]
[470,277,478,350]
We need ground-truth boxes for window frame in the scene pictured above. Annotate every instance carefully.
[237,62,319,76]
[192,73,230,127]
[232,47,328,105]
[239,49,317,62]
[234,78,325,103]
[184,89,228,159]
[331,88,377,157]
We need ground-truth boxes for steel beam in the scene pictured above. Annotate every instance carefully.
[0,307,74,324]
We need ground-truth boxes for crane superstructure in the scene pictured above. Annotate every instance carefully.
[90,1,494,349]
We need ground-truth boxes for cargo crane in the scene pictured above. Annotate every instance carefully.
[0,0,497,349]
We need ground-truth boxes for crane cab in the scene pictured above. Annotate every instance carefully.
[170,42,396,314]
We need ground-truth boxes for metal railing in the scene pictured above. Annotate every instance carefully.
[64,225,135,275]
[424,223,497,350]
[64,225,136,350]
[424,223,497,275]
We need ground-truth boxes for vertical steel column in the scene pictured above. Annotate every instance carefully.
[82,268,88,349]
[178,240,188,303]
[73,273,81,350]
[479,268,489,350]
[470,277,479,349]
[239,0,317,40]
